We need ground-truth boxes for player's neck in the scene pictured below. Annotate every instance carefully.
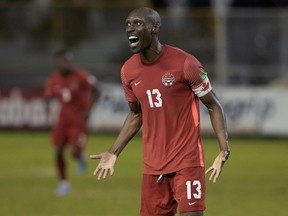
[140,41,164,64]
[59,69,73,76]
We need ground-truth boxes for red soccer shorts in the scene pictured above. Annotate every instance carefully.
[52,119,87,148]
[140,167,206,216]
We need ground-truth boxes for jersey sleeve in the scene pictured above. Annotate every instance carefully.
[120,66,138,102]
[79,70,97,89]
[183,55,212,97]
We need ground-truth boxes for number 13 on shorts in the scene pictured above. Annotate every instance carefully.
[186,180,202,200]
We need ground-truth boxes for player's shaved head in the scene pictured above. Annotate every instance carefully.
[128,7,162,29]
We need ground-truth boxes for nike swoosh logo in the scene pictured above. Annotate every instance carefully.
[134,81,142,86]
[188,201,197,206]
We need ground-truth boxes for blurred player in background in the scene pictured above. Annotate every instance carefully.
[90,7,230,216]
[45,48,100,196]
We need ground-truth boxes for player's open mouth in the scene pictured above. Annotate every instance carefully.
[128,35,139,47]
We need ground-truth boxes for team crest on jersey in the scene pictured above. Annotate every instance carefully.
[162,73,175,86]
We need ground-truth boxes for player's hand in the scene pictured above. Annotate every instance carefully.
[205,151,229,183]
[90,152,117,180]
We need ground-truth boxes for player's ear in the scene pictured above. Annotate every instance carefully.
[151,24,160,34]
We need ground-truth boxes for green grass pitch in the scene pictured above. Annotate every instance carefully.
[0,131,287,216]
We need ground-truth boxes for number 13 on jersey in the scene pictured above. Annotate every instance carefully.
[146,89,163,108]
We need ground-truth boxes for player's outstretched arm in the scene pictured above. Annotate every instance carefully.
[200,91,230,183]
[90,102,142,180]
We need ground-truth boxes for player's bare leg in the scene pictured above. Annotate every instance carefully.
[71,133,87,174]
[55,146,66,180]
[55,145,70,195]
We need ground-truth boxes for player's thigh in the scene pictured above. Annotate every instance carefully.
[174,167,206,214]
[180,211,203,216]
[140,174,177,216]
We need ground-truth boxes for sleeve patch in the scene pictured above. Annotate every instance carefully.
[192,75,212,97]
[200,70,207,81]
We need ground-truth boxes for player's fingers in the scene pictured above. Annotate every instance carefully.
[212,170,219,183]
[90,154,101,160]
[109,168,114,176]
[103,169,109,179]
[214,167,222,183]
[93,166,101,176]
[213,168,221,183]
[97,168,105,180]
[205,166,213,175]
[213,174,218,183]
[209,169,216,181]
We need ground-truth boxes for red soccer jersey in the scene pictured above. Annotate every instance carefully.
[121,45,212,175]
[44,68,97,122]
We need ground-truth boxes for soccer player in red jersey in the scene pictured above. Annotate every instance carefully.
[90,7,230,216]
[45,48,100,196]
